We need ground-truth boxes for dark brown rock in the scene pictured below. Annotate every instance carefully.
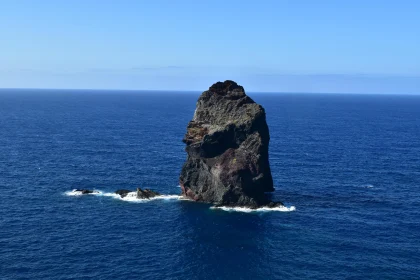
[115,188,161,199]
[75,189,96,194]
[136,188,160,199]
[115,189,132,198]
[179,80,281,208]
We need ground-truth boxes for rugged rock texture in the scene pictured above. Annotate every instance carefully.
[180,80,282,208]
[115,188,160,199]
[136,188,160,199]
[115,189,132,198]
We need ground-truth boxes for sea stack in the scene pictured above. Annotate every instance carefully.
[180,80,282,208]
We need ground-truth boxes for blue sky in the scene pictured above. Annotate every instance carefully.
[1,0,420,93]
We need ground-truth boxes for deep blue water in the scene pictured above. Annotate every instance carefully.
[1,89,420,279]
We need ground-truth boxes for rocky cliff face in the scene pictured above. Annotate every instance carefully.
[180,80,281,208]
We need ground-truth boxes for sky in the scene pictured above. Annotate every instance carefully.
[1,0,420,94]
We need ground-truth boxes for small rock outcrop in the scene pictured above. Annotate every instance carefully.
[136,188,160,199]
[115,188,160,199]
[115,189,132,198]
[75,189,97,194]
[179,80,282,208]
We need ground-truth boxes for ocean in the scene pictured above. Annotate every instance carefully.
[0,89,419,279]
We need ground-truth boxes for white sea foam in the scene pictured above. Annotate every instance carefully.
[210,205,296,213]
[110,192,181,203]
[65,189,295,211]
[102,192,121,198]
[66,189,181,202]
[152,195,182,200]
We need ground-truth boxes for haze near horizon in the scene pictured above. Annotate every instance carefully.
[1,0,420,94]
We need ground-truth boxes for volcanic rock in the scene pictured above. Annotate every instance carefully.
[75,189,96,194]
[136,188,160,199]
[115,188,161,199]
[115,189,132,198]
[179,80,282,208]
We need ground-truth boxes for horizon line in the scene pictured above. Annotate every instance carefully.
[1,87,420,96]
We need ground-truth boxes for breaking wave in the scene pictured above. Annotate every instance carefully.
[210,205,296,213]
[104,191,181,202]
[65,190,295,212]
[65,189,181,202]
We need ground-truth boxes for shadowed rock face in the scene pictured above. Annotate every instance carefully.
[180,80,281,208]
[115,189,132,198]
[75,189,97,194]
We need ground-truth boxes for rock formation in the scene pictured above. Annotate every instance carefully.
[75,189,98,194]
[115,188,160,199]
[115,189,132,198]
[179,80,282,208]
[136,188,160,199]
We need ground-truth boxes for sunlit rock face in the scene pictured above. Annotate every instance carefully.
[180,80,281,208]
